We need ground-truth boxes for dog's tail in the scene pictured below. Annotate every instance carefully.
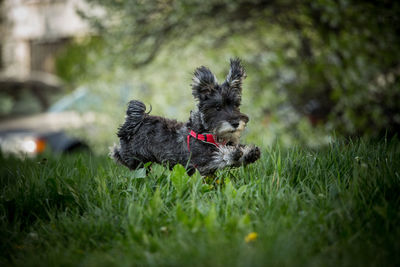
[126,100,147,120]
[117,100,148,139]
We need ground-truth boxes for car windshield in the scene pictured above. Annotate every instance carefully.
[0,73,65,119]
[48,87,101,113]
[0,87,63,119]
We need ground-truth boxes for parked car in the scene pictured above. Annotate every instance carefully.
[0,72,91,157]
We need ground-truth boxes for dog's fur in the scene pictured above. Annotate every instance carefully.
[111,58,260,176]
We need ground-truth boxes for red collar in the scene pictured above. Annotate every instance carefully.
[187,130,220,151]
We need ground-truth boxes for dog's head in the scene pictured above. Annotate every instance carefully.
[191,58,249,144]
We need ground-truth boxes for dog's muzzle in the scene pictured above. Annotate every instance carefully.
[216,120,247,144]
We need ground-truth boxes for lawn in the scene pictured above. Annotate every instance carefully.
[1,139,399,267]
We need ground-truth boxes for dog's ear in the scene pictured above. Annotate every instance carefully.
[224,58,246,92]
[192,66,218,100]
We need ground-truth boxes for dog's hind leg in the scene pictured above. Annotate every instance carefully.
[109,144,126,165]
[125,158,146,170]
[109,144,145,170]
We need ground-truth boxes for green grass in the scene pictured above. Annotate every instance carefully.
[1,139,400,266]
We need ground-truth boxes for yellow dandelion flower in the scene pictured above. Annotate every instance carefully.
[245,232,258,243]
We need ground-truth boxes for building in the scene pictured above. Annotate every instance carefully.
[0,0,98,76]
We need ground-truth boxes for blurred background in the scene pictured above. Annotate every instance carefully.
[0,0,399,157]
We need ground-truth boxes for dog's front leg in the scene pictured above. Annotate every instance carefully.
[195,146,242,175]
[196,145,260,175]
[238,144,261,165]
[211,145,260,168]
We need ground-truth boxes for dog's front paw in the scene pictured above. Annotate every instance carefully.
[243,146,261,164]
[232,147,244,162]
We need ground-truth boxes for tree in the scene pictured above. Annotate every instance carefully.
[82,0,400,139]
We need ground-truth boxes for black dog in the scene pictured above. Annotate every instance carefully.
[111,58,260,176]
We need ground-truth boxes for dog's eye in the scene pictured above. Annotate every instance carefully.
[216,105,222,111]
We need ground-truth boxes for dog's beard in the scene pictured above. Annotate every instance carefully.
[215,120,246,145]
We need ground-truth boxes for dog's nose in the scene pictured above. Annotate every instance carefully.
[231,121,240,129]
[241,114,249,123]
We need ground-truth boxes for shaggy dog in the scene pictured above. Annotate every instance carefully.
[111,58,260,176]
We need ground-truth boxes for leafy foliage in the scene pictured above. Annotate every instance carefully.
[77,0,400,142]
[56,36,105,84]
